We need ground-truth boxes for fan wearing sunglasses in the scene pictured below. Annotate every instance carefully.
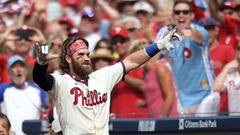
[155,0,219,117]
[171,1,204,44]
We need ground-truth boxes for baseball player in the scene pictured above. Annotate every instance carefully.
[32,29,180,135]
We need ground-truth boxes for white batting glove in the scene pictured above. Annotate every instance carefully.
[156,27,181,51]
[35,42,49,65]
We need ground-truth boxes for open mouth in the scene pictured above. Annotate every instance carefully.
[178,20,186,24]
[16,73,23,77]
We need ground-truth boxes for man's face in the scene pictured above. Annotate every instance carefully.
[70,48,93,77]
[14,29,35,55]
[111,36,129,58]
[223,8,239,19]
[79,18,94,35]
[51,38,63,55]
[15,38,33,54]
[9,62,27,86]
[172,3,194,29]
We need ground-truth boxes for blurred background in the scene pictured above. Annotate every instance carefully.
[0,0,240,134]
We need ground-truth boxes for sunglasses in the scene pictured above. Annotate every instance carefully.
[15,38,33,42]
[225,10,234,15]
[111,37,127,45]
[173,10,192,15]
[127,28,136,32]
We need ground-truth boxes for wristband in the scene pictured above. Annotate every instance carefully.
[144,43,160,57]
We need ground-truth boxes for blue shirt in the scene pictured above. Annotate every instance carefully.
[156,24,215,107]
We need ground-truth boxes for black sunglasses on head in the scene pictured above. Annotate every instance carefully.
[173,10,192,15]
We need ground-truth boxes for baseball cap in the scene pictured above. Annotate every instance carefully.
[220,1,238,10]
[80,6,97,21]
[8,55,26,68]
[59,17,74,27]
[133,1,155,14]
[110,26,129,38]
[197,17,217,30]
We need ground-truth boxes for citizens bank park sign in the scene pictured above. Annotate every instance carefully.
[108,117,227,133]
[178,118,217,130]
[135,119,218,131]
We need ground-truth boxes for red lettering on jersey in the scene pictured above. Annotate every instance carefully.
[229,80,235,89]
[70,87,84,105]
[90,90,97,105]
[102,93,107,102]
[70,88,107,106]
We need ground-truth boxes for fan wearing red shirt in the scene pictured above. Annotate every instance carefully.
[209,0,240,50]
[110,26,148,118]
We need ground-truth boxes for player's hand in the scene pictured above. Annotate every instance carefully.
[156,27,181,51]
[34,42,49,65]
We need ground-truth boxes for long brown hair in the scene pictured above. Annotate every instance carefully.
[59,36,89,73]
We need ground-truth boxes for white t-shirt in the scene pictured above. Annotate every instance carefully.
[49,62,124,135]
[224,71,240,116]
[0,83,48,135]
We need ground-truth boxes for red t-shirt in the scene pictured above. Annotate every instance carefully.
[210,43,236,76]
[26,57,36,67]
[210,43,236,113]
[110,67,148,118]
[217,16,240,50]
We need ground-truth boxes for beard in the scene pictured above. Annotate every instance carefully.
[11,75,26,87]
[72,58,93,79]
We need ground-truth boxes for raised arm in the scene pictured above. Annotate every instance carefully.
[33,62,54,91]
[209,0,226,24]
[212,60,237,92]
[97,0,120,19]
[123,28,180,72]
[32,43,55,91]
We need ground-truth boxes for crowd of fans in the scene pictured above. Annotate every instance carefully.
[0,0,239,134]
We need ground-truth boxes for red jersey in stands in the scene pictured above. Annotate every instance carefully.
[218,16,240,49]
[110,67,148,118]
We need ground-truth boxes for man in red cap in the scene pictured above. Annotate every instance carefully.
[110,26,148,118]
[110,26,130,59]
[209,0,240,49]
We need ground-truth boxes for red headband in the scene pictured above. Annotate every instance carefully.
[69,40,88,55]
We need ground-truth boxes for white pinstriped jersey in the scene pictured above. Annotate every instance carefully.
[224,71,240,116]
[49,62,124,135]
